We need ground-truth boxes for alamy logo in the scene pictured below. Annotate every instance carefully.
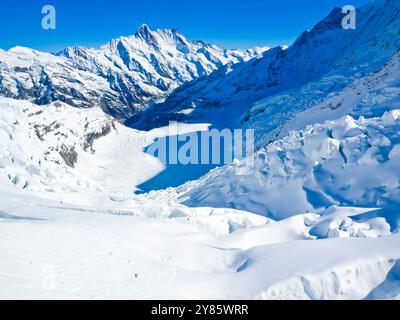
[147,122,255,175]
[342,5,356,29]
[42,5,56,30]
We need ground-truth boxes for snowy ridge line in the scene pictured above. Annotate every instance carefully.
[255,251,397,300]
[249,50,400,145]
[0,25,266,120]
[132,0,400,135]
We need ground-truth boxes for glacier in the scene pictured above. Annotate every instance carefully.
[1,0,400,300]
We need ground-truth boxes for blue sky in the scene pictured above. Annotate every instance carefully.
[0,0,371,52]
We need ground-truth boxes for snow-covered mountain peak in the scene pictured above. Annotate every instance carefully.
[132,0,400,131]
[0,26,264,120]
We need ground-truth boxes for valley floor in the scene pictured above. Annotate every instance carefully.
[1,183,400,299]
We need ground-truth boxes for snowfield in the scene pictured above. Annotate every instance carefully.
[1,182,400,300]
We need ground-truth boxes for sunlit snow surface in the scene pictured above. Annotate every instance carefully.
[0,97,399,299]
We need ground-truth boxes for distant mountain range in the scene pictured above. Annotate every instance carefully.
[131,0,400,146]
[0,24,266,120]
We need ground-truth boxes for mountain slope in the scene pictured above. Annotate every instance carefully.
[0,96,213,196]
[2,1,400,300]
[0,25,265,120]
[151,108,400,222]
[1,95,399,300]
[245,49,400,146]
[131,0,400,133]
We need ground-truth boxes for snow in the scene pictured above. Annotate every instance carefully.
[133,0,400,137]
[0,26,265,120]
[1,182,399,300]
[1,96,399,299]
